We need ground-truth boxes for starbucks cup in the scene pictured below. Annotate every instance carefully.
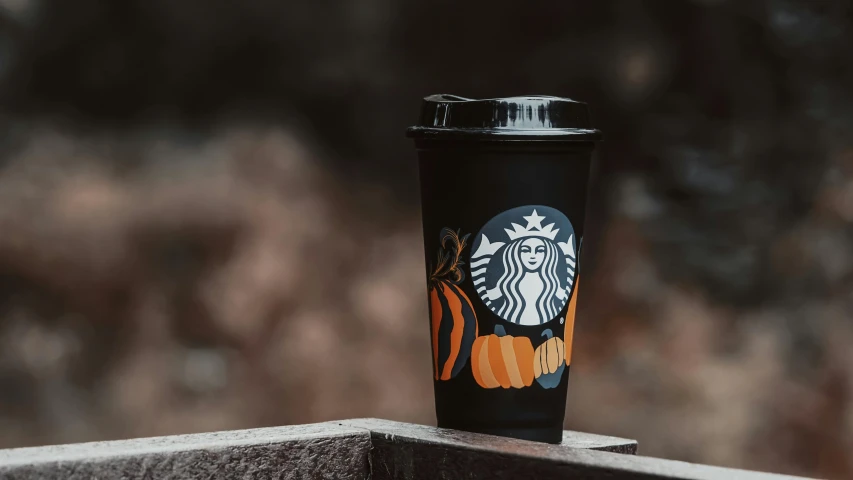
[407,94,602,443]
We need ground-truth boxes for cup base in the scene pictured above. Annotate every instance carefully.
[437,422,563,444]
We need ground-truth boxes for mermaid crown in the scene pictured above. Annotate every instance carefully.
[504,209,559,241]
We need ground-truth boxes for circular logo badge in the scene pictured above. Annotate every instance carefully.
[469,205,577,326]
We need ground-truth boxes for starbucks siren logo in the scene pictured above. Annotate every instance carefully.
[469,206,578,326]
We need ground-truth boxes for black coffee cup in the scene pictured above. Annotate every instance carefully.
[407,94,601,443]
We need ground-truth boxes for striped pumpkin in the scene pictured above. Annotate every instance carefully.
[564,277,579,365]
[533,329,566,389]
[429,280,478,381]
[471,325,535,389]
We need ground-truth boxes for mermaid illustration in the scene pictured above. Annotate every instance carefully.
[471,207,577,326]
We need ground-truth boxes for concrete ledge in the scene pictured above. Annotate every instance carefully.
[343,419,805,480]
[339,418,638,453]
[0,423,371,480]
[0,418,811,480]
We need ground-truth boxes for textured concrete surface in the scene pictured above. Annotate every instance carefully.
[0,419,813,480]
[366,437,812,480]
[0,423,371,480]
[340,418,639,453]
[344,419,809,480]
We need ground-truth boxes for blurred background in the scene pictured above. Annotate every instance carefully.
[0,0,851,478]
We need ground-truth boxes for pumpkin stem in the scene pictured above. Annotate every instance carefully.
[494,325,507,337]
[429,227,470,285]
[541,329,553,339]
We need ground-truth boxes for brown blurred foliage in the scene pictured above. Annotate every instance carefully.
[0,0,852,479]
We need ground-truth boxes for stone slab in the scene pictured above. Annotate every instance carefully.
[0,422,371,480]
[339,417,639,454]
[340,418,809,480]
[0,418,814,480]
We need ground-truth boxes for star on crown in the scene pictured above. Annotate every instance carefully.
[504,209,560,241]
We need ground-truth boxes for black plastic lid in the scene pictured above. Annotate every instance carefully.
[406,94,602,141]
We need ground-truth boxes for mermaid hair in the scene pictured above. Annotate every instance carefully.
[496,239,562,324]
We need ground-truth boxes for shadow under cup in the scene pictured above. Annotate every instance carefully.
[407,95,602,443]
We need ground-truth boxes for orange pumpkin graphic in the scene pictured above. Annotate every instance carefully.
[564,277,579,365]
[471,325,535,389]
[429,280,478,380]
[533,329,566,389]
[428,228,478,381]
